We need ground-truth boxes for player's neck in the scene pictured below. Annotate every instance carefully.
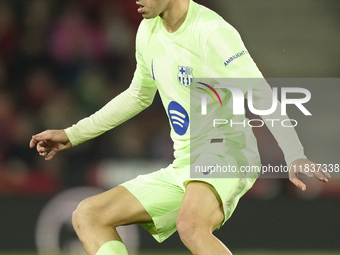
[160,0,189,33]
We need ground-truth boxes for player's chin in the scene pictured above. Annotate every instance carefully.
[141,11,157,19]
[142,14,152,19]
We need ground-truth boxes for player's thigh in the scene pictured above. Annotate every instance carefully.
[75,185,153,226]
[177,181,224,231]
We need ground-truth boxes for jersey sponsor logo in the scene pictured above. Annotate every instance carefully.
[177,66,194,87]
[224,50,248,66]
[167,101,189,136]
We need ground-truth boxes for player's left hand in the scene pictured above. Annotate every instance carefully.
[289,158,331,191]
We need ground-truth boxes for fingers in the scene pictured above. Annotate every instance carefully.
[30,131,51,148]
[289,159,332,192]
[289,177,307,191]
[36,140,48,152]
[29,138,38,148]
[32,138,53,158]
[31,130,53,143]
[300,169,313,178]
[45,148,59,161]
[30,130,54,156]
[301,164,330,183]
[38,147,58,161]
[313,169,330,183]
[320,167,331,179]
[34,140,48,158]
[36,141,58,160]
[30,130,70,161]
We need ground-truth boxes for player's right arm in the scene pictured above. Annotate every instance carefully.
[30,83,157,160]
[65,82,157,146]
[30,20,157,160]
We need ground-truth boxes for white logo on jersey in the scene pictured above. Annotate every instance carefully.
[177,66,194,87]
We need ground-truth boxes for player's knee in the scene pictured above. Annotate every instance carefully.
[72,196,123,232]
[176,214,202,244]
[72,200,88,231]
[72,197,101,230]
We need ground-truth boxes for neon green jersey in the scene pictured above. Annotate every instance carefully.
[133,0,263,168]
[65,0,306,169]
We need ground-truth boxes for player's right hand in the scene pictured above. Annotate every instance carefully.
[29,130,72,160]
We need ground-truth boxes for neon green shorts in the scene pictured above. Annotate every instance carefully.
[120,153,258,243]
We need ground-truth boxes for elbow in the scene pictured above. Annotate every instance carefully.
[140,97,154,109]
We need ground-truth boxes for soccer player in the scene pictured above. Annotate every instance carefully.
[29,0,330,254]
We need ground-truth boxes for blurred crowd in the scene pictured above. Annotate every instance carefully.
[0,0,177,195]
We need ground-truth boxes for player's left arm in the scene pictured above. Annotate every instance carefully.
[251,81,331,191]
[205,25,330,190]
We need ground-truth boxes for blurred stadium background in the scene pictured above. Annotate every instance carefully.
[0,0,339,254]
